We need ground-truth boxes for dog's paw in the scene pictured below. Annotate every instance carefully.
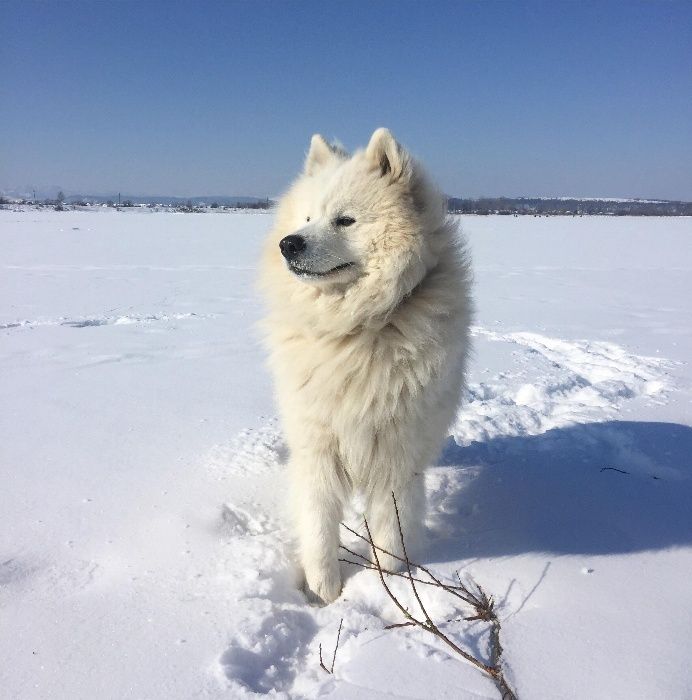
[303,563,342,605]
[377,550,405,573]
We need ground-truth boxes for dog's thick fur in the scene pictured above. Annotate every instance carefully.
[260,129,472,603]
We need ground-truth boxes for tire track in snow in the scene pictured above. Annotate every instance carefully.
[474,327,674,389]
[453,327,678,445]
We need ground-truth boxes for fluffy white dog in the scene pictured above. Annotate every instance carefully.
[260,128,472,603]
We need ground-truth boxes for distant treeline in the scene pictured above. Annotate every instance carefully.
[3,194,691,216]
[447,197,692,216]
[0,195,273,212]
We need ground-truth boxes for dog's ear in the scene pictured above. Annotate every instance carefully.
[305,134,346,175]
[366,128,412,183]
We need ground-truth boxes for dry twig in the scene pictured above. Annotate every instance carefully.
[340,493,517,700]
[318,618,343,675]
[600,466,630,475]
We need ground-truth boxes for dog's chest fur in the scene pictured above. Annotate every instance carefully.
[271,274,459,441]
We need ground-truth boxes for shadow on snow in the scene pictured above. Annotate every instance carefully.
[427,421,692,561]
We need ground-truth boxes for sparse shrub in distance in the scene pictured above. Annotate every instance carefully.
[211,202,219,209]
[234,198,272,210]
[176,200,200,213]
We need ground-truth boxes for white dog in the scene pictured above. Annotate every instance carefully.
[260,128,472,603]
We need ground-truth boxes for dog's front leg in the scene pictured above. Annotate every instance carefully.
[290,444,346,604]
[365,469,426,572]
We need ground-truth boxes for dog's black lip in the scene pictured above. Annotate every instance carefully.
[288,261,354,277]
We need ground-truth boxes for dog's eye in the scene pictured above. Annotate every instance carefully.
[306,216,310,222]
[335,216,355,227]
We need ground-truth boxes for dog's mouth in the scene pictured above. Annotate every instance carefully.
[288,261,354,278]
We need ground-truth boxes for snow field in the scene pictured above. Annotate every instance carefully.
[1,209,691,699]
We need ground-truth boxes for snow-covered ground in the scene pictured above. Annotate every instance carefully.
[2,209,691,699]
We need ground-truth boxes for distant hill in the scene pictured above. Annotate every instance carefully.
[446,197,692,216]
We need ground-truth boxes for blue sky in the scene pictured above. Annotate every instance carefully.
[2,1,691,199]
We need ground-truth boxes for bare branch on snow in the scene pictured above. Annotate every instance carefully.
[339,493,518,700]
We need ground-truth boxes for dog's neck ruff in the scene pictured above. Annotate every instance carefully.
[404,260,438,303]
[352,258,440,335]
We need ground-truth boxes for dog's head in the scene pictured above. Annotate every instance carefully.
[263,129,448,331]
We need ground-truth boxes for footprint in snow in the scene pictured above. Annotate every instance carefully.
[219,608,318,694]
[219,503,275,537]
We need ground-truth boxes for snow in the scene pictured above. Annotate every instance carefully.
[2,209,691,699]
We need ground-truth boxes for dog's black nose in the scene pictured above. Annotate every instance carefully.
[279,234,306,260]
